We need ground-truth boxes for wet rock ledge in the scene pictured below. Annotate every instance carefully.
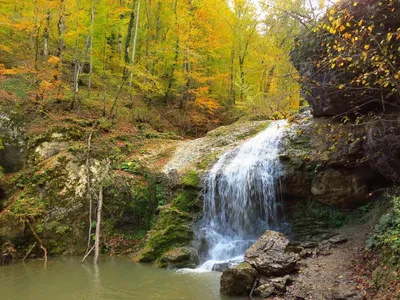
[220,230,299,298]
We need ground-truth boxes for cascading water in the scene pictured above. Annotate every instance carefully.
[196,120,287,271]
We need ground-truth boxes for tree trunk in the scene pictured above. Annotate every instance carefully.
[43,10,51,57]
[88,1,95,94]
[128,0,141,107]
[123,0,137,78]
[164,0,179,104]
[94,184,103,264]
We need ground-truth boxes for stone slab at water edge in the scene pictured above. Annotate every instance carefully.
[220,230,299,296]
[244,230,299,276]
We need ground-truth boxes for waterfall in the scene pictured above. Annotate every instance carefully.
[196,120,287,271]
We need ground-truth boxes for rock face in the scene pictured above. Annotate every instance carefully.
[220,262,258,296]
[244,230,299,276]
[279,111,394,208]
[0,110,26,173]
[311,168,368,207]
[157,246,199,269]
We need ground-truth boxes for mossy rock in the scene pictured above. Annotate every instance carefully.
[172,190,200,213]
[138,207,194,262]
[181,170,200,188]
[156,246,199,269]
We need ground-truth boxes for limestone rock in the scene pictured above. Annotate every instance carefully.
[256,275,292,297]
[157,246,199,269]
[244,230,299,276]
[220,262,257,296]
[311,168,368,207]
[257,283,275,298]
[35,141,68,160]
[0,111,26,173]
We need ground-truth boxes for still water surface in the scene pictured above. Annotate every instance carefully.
[0,257,240,300]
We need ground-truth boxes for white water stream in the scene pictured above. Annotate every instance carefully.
[196,120,287,271]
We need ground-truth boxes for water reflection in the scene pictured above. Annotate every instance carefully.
[0,256,241,300]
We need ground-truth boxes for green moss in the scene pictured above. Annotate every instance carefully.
[0,138,4,151]
[138,207,193,262]
[236,262,254,269]
[181,170,200,188]
[172,190,199,213]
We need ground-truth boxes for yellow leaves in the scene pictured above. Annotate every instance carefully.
[339,25,346,32]
[362,51,368,62]
[343,32,352,39]
[353,2,358,6]
[331,63,336,69]
[364,44,370,50]
[0,44,12,53]
[329,9,335,15]
[0,64,24,76]
[47,56,60,65]
[39,80,54,91]
[338,84,344,89]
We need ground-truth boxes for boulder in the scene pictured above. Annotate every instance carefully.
[157,246,199,269]
[220,262,258,296]
[244,230,299,276]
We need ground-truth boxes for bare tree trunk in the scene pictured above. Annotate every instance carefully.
[84,131,93,256]
[165,0,179,104]
[43,10,51,57]
[128,0,141,107]
[123,0,137,78]
[56,0,65,99]
[94,184,103,264]
[229,46,236,105]
[33,0,40,71]
[71,0,81,110]
[88,1,95,94]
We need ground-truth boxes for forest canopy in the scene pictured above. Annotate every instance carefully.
[0,0,310,135]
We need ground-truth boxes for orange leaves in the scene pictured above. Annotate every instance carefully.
[190,87,221,115]
[47,56,60,65]
[0,64,26,76]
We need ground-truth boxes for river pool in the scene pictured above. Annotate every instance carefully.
[0,257,240,300]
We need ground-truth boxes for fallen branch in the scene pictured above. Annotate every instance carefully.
[81,245,95,263]
[26,220,47,263]
[22,242,37,261]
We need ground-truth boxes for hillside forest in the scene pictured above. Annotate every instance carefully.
[0,0,308,136]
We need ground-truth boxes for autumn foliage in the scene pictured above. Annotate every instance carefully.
[0,0,303,135]
[294,0,400,115]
